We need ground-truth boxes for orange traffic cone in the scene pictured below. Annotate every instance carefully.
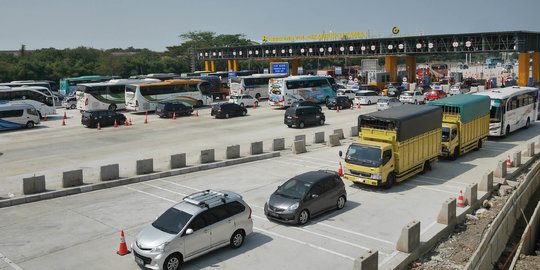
[63,111,67,120]
[172,112,177,120]
[61,118,66,126]
[357,103,361,109]
[252,103,257,109]
[144,111,148,124]
[117,230,130,256]
[114,118,118,128]
[506,155,511,168]
[43,115,48,121]
[124,119,129,126]
[97,122,101,130]
[338,162,343,176]
[457,190,465,207]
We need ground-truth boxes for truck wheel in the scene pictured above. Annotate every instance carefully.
[475,140,482,151]
[525,117,530,129]
[505,125,510,136]
[420,160,432,174]
[450,148,459,160]
[383,173,395,189]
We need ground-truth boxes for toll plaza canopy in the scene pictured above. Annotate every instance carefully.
[196,31,540,60]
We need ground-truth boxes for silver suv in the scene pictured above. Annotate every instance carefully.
[132,190,253,270]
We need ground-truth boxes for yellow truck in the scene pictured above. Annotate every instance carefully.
[339,104,442,189]
[428,95,490,160]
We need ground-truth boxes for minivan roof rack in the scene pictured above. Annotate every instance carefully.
[183,190,229,209]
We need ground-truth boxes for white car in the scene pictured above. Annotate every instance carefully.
[376,97,402,111]
[353,90,379,105]
[337,89,356,100]
[399,90,425,104]
[228,94,258,108]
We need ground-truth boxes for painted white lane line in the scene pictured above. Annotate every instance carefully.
[400,183,456,195]
[421,221,438,235]
[157,180,201,191]
[0,251,24,270]
[380,250,400,266]
[415,175,469,186]
[410,178,464,189]
[281,155,337,167]
[272,159,321,169]
[140,182,189,196]
[126,186,354,261]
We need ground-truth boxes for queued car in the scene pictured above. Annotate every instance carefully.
[358,84,381,93]
[399,90,425,104]
[228,94,259,108]
[425,89,447,101]
[132,190,253,270]
[61,96,77,110]
[284,106,325,128]
[264,170,347,225]
[353,90,379,105]
[156,101,193,118]
[290,100,322,111]
[449,83,470,95]
[210,102,247,119]
[326,96,352,110]
[337,89,356,100]
[376,97,402,111]
[81,110,126,128]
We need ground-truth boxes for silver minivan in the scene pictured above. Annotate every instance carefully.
[132,190,253,270]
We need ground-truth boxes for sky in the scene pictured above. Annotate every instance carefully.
[1,0,540,52]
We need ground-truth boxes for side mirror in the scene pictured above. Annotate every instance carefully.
[338,150,343,157]
[311,194,319,199]
[185,228,194,235]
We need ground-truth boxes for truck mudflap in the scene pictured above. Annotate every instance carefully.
[343,174,381,186]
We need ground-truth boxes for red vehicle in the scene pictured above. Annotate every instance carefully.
[425,89,447,101]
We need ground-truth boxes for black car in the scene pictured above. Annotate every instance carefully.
[290,100,322,111]
[264,170,347,225]
[155,101,193,118]
[81,110,126,128]
[326,96,352,110]
[210,102,247,118]
[284,106,325,128]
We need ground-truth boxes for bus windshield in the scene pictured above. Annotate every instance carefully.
[490,99,503,123]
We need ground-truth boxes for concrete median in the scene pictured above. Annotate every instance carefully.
[294,135,306,143]
[353,250,378,270]
[226,145,240,159]
[479,170,493,192]
[23,175,46,195]
[465,183,478,207]
[200,149,215,164]
[494,160,507,179]
[396,220,420,253]
[293,140,306,154]
[527,142,535,157]
[62,169,83,188]
[334,128,344,140]
[327,134,341,147]
[314,132,325,143]
[437,198,456,225]
[272,138,285,151]
[100,164,119,181]
[136,159,154,175]
[170,153,186,169]
[250,141,263,155]
[512,151,521,167]
[350,126,359,137]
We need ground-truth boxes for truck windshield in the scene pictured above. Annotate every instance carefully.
[441,127,451,142]
[345,144,381,167]
[490,99,502,123]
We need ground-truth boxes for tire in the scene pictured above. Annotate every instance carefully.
[225,113,230,119]
[297,209,310,225]
[525,117,530,129]
[197,100,204,107]
[505,125,510,136]
[414,100,418,105]
[319,118,325,125]
[287,125,292,128]
[230,230,245,248]
[475,139,482,151]
[336,195,346,210]
[254,101,259,107]
[163,253,182,270]
[240,103,244,108]
[38,111,43,120]
[108,104,117,111]
[368,100,372,105]
[383,173,395,189]
[450,147,459,160]
[421,160,432,174]
[299,121,305,129]
[255,93,261,100]
[70,104,76,109]
[26,121,35,129]
[242,110,247,116]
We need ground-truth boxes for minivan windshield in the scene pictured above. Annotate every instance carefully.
[152,207,193,235]
[275,179,311,200]
[345,144,382,167]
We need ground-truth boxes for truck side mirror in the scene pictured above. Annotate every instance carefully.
[338,150,343,157]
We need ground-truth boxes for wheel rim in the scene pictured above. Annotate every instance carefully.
[319,119,324,125]
[299,122,304,128]
[225,113,229,118]
[166,257,179,270]
[233,233,243,247]
[337,196,345,209]
[240,103,244,107]
[299,210,308,224]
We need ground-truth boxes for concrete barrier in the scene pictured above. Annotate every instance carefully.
[100,164,119,181]
[465,183,478,207]
[293,140,307,154]
[527,142,535,157]
[314,132,325,144]
[294,135,306,143]
[23,175,46,195]
[327,134,341,147]
[136,159,154,175]
[334,128,345,140]
[494,160,507,179]
[352,250,378,270]
[226,145,240,159]
[479,171,493,192]
[250,141,263,155]
[396,220,420,253]
[272,138,285,151]
[437,198,456,225]
[170,153,186,169]
[200,149,215,164]
[350,126,359,137]
[512,151,521,167]
[62,169,83,188]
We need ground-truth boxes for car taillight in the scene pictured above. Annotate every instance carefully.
[84,98,88,105]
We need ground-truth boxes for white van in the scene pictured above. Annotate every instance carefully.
[0,102,40,130]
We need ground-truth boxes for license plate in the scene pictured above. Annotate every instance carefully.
[268,211,279,217]
[287,116,292,119]
[135,257,144,266]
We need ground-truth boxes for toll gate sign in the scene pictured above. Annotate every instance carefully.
[271,62,289,75]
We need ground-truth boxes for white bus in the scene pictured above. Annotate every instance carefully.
[0,86,56,118]
[268,75,338,108]
[0,102,40,130]
[125,79,212,112]
[229,74,287,100]
[76,79,160,111]
[474,86,538,136]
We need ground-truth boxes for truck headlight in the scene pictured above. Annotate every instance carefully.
[372,173,382,180]
[152,242,167,253]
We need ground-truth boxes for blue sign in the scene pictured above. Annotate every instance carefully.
[271,62,289,74]
[228,72,237,78]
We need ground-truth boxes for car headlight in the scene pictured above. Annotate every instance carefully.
[372,173,382,180]
[288,202,299,211]
[152,242,167,253]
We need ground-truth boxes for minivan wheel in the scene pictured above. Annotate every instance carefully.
[70,104,76,109]
[299,121,305,129]
[108,104,117,111]
[319,118,325,125]
[225,113,230,119]
[240,103,244,108]
[337,196,346,209]
[26,121,35,129]
[163,253,182,270]
[230,230,245,248]
[297,209,310,225]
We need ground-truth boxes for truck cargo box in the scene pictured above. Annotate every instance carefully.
[428,94,490,123]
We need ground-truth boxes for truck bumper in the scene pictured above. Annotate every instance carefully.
[343,174,382,186]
